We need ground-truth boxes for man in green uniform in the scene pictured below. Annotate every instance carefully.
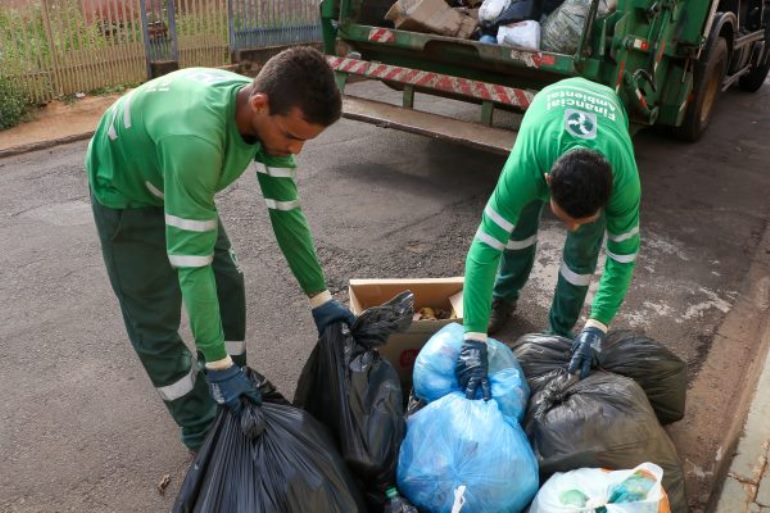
[456,77,641,397]
[86,47,354,450]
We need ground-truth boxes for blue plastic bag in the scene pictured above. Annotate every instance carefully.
[397,392,539,513]
[413,322,529,421]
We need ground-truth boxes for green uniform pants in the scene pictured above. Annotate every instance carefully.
[493,200,606,336]
[90,195,246,450]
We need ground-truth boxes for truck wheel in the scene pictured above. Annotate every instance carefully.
[673,37,728,142]
[738,45,770,92]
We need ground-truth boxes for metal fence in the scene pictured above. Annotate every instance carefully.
[0,0,322,104]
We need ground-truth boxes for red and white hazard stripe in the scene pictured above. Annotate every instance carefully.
[368,28,395,44]
[327,56,535,109]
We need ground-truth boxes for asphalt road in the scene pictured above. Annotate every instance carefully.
[1,80,769,513]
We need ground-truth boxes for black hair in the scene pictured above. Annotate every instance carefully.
[549,148,613,219]
[252,46,341,127]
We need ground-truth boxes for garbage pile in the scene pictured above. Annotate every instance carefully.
[175,299,689,513]
[382,0,617,53]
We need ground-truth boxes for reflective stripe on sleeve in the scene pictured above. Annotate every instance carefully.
[560,261,592,287]
[506,234,538,250]
[474,228,505,251]
[265,198,300,211]
[484,205,514,233]
[256,162,296,179]
[168,254,214,268]
[123,92,133,129]
[156,366,197,402]
[165,214,217,233]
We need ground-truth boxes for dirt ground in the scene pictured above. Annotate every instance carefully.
[0,95,120,154]
[0,79,769,513]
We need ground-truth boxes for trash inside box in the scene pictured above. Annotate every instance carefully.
[348,277,464,387]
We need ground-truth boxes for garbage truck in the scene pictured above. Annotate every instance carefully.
[320,0,770,152]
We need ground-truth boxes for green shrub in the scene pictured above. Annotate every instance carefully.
[0,75,28,130]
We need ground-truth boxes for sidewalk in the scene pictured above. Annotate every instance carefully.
[713,330,770,513]
[0,94,120,157]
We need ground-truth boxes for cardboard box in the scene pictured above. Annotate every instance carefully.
[385,0,476,38]
[349,277,464,388]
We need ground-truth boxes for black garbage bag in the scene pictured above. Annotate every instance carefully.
[513,332,687,424]
[509,333,572,394]
[599,330,687,425]
[524,370,687,513]
[294,291,416,512]
[173,369,366,513]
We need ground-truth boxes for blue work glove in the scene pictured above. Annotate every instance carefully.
[312,299,356,334]
[455,339,491,400]
[206,364,262,416]
[567,326,606,379]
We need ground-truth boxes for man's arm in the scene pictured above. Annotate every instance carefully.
[158,135,228,363]
[254,155,328,299]
[463,139,542,341]
[589,169,641,327]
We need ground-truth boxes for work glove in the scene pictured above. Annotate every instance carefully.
[206,364,263,416]
[455,339,492,400]
[567,326,606,379]
[384,487,419,513]
[312,298,356,334]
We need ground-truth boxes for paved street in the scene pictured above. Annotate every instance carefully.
[1,80,769,512]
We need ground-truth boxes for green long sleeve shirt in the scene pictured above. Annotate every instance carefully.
[464,77,641,335]
[86,68,326,361]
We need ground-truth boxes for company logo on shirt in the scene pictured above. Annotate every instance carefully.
[564,109,597,139]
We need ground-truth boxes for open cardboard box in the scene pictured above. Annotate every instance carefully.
[349,277,464,388]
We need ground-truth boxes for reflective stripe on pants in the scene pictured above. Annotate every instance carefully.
[492,199,606,336]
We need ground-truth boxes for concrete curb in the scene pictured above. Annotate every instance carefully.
[713,337,770,513]
[0,131,95,159]
[704,221,770,512]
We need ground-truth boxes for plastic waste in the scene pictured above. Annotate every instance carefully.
[173,369,366,513]
[491,0,544,27]
[384,487,420,513]
[497,20,541,50]
[541,0,614,54]
[524,370,687,513]
[529,462,672,513]
[412,322,529,421]
[397,392,539,513]
[479,0,512,23]
[294,291,415,511]
[479,34,498,44]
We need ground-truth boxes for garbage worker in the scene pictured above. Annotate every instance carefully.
[86,47,354,451]
[456,77,641,397]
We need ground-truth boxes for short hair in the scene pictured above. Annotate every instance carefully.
[549,148,613,219]
[252,46,341,127]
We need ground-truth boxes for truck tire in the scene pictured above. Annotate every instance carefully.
[738,45,770,92]
[673,37,728,142]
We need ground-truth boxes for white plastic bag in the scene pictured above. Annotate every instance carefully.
[529,462,671,513]
[479,0,511,23]
[497,20,541,50]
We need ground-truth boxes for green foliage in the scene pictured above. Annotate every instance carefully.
[0,75,29,130]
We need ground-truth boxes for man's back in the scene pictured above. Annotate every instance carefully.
[86,68,255,210]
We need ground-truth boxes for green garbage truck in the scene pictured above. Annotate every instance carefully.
[320,0,770,152]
